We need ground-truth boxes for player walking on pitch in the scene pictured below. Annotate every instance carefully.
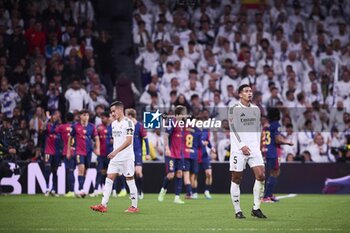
[228,84,267,219]
[90,101,139,213]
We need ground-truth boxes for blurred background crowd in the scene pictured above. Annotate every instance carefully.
[0,0,350,164]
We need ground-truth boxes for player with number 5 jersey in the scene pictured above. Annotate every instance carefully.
[228,84,267,219]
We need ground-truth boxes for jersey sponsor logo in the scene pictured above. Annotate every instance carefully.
[240,117,256,125]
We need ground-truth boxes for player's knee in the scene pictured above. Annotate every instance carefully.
[205,170,212,178]
[232,174,242,184]
[176,171,182,178]
[256,173,265,181]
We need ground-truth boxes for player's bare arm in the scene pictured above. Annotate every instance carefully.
[275,135,294,146]
[94,135,100,156]
[164,132,170,156]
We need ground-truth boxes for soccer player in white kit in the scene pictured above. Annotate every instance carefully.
[228,84,267,219]
[90,101,139,213]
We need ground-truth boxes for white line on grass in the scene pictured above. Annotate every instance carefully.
[0,228,343,232]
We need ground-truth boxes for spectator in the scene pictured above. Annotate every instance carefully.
[0,77,20,118]
[307,133,335,162]
[64,78,89,113]
[73,0,94,26]
[45,35,64,60]
[87,90,108,112]
[29,106,46,146]
[25,21,46,55]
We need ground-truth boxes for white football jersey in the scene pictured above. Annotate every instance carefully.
[111,117,135,162]
[228,102,261,153]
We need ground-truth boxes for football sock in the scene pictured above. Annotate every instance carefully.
[101,177,113,206]
[162,177,171,189]
[78,175,85,190]
[120,176,126,190]
[126,179,138,208]
[186,184,192,196]
[230,181,241,213]
[253,180,265,210]
[44,165,51,190]
[265,176,277,198]
[175,177,182,196]
[95,171,101,190]
[136,177,143,194]
[52,168,58,192]
[67,169,75,192]
[113,179,117,190]
[192,187,197,194]
[205,184,211,192]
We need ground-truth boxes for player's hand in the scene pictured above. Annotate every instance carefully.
[202,140,209,146]
[211,147,216,154]
[107,151,117,159]
[287,141,294,146]
[165,147,171,157]
[241,146,251,156]
[145,154,151,161]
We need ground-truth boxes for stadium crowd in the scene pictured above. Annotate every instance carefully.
[0,0,349,166]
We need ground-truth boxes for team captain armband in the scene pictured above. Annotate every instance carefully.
[126,128,134,135]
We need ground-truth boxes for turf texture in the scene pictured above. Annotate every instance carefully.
[0,194,349,233]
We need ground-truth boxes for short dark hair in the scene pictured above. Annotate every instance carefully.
[110,101,124,109]
[79,109,89,115]
[65,112,74,122]
[101,111,110,118]
[267,108,281,122]
[238,84,251,93]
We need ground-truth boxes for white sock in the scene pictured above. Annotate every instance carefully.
[101,178,113,207]
[126,179,138,208]
[230,181,241,213]
[253,179,265,210]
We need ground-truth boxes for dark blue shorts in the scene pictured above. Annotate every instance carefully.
[64,156,76,170]
[265,157,280,170]
[76,154,91,168]
[165,157,183,173]
[135,153,143,166]
[97,156,109,171]
[44,154,61,168]
[183,158,198,174]
[199,157,211,170]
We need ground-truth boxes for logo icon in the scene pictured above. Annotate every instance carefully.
[144,110,162,129]
[240,113,245,117]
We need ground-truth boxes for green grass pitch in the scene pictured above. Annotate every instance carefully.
[0,194,349,233]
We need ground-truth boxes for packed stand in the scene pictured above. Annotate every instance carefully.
[0,0,118,162]
[135,0,350,163]
[0,0,350,165]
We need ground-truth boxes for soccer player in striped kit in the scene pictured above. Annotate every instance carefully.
[91,112,113,197]
[125,108,150,199]
[43,110,62,196]
[54,112,76,197]
[67,109,100,198]
[158,105,187,204]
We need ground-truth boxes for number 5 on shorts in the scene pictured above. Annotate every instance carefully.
[233,155,237,164]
